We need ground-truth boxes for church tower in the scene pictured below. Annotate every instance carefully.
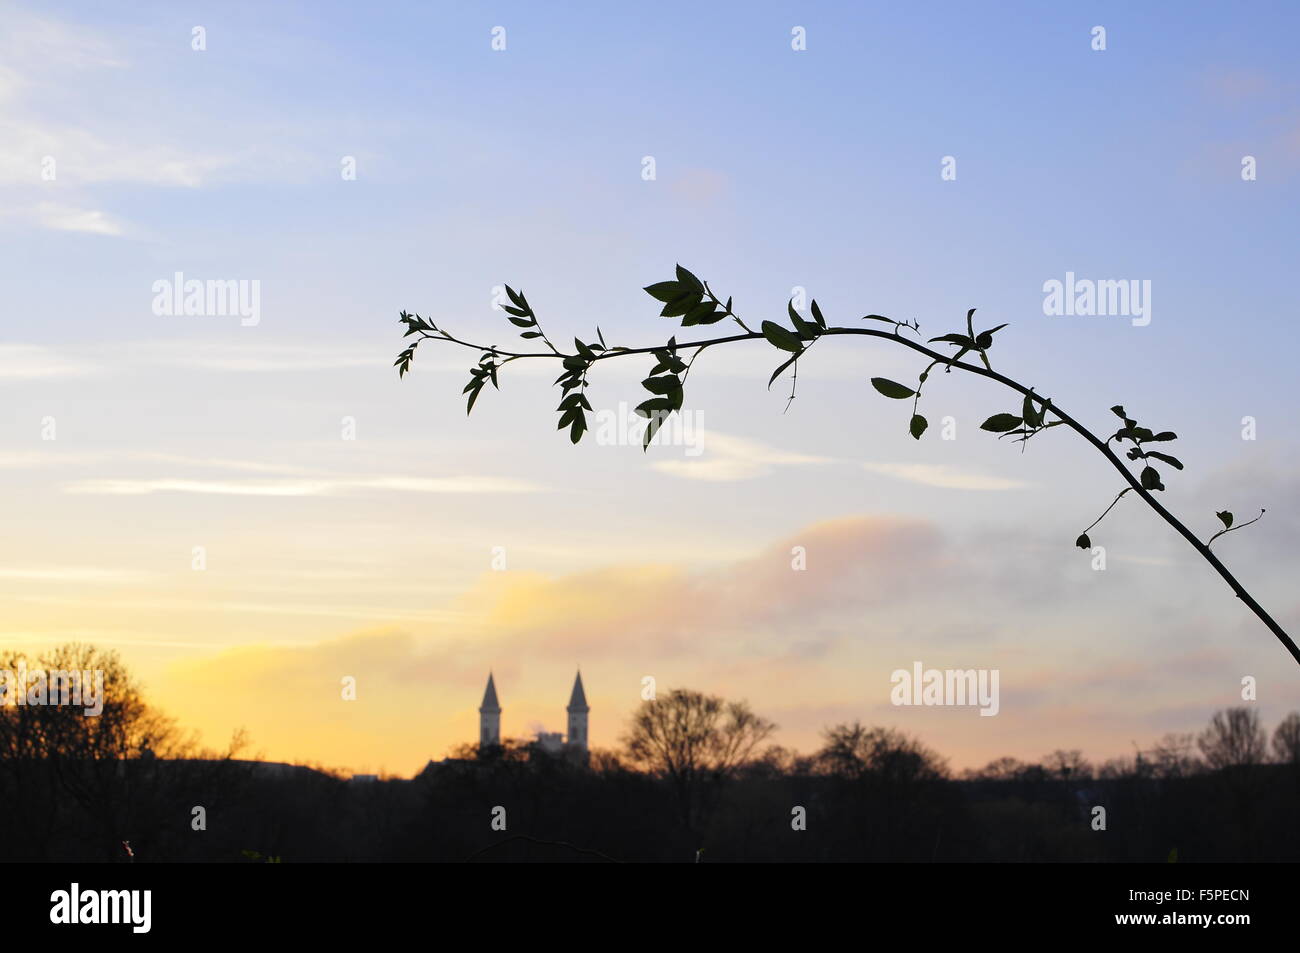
[479,673,501,748]
[566,670,589,751]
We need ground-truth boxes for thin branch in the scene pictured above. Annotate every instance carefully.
[1208,509,1266,549]
[1082,488,1133,537]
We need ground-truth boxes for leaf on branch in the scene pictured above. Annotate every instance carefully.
[1022,392,1043,428]
[465,380,485,414]
[929,333,975,347]
[768,353,799,389]
[644,281,682,303]
[910,414,928,440]
[504,285,527,309]
[761,320,803,353]
[660,290,702,318]
[569,414,587,444]
[788,300,820,339]
[1217,511,1234,529]
[642,374,681,395]
[871,377,916,399]
[394,346,417,378]
[1145,451,1183,470]
[974,323,1009,349]
[980,413,1023,432]
[810,299,826,328]
[1076,533,1091,549]
[1140,466,1165,491]
[682,300,721,326]
[675,264,705,294]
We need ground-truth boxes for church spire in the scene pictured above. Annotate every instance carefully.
[480,672,501,713]
[567,670,588,712]
[479,673,501,749]
[566,670,589,753]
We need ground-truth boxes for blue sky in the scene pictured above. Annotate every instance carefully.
[2,1,1298,774]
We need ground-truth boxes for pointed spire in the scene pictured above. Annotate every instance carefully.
[567,670,588,711]
[480,672,501,713]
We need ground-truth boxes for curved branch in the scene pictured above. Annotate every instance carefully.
[405,323,1300,667]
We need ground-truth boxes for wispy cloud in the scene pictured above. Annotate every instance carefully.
[119,341,388,373]
[861,462,1032,491]
[62,475,544,497]
[0,343,100,379]
[0,566,149,583]
[30,201,125,236]
[0,452,90,468]
[653,432,832,481]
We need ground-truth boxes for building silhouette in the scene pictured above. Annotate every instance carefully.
[479,670,589,760]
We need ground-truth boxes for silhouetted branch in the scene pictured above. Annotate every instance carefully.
[395,267,1298,667]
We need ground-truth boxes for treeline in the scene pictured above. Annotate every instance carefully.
[2,646,1298,862]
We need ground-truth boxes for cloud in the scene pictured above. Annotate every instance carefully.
[861,462,1032,491]
[123,454,317,476]
[0,11,126,76]
[0,566,149,583]
[653,432,832,481]
[0,451,98,468]
[140,509,1300,776]
[119,341,388,373]
[30,201,126,236]
[0,12,228,190]
[0,343,100,379]
[62,474,544,497]
[444,515,954,662]
[0,340,391,377]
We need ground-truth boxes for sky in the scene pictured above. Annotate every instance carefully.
[2,0,1299,777]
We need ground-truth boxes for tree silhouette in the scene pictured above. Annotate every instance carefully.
[394,266,1297,666]
[1270,712,1300,764]
[622,688,774,838]
[817,722,948,783]
[1197,707,1268,770]
[0,643,247,861]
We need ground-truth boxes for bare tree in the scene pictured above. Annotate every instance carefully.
[1197,707,1267,770]
[964,756,1030,782]
[1272,712,1300,764]
[0,643,245,860]
[622,688,774,836]
[817,722,947,783]
[1148,733,1201,779]
[1042,749,1092,782]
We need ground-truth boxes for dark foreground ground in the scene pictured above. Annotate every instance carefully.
[5,753,1297,862]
